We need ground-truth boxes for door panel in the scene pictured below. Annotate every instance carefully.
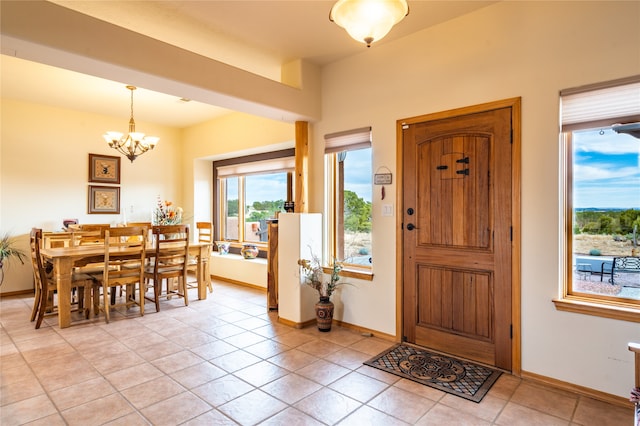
[403,105,513,371]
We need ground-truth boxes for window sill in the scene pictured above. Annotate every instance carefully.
[332,267,374,281]
[553,296,640,323]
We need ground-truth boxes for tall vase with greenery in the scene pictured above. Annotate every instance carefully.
[298,253,351,332]
[0,233,26,287]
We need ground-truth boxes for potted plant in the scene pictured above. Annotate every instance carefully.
[0,233,27,287]
[298,253,351,332]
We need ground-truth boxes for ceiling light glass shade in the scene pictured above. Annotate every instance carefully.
[103,86,158,162]
[330,0,409,47]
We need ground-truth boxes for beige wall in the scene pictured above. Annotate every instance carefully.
[0,99,183,293]
[313,1,640,398]
[1,0,638,401]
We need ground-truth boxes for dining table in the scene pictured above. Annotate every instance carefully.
[40,241,211,328]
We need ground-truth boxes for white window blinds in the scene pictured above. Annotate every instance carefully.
[560,76,640,131]
[324,126,372,153]
[216,156,295,177]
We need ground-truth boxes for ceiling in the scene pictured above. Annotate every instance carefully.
[1,1,495,128]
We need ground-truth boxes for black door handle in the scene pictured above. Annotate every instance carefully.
[406,223,416,231]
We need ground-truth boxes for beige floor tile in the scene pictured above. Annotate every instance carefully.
[104,361,165,391]
[0,393,57,426]
[414,403,492,425]
[348,336,396,356]
[439,393,507,423]
[169,361,227,389]
[329,371,390,402]
[268,348,319,371]
[243,339,291,359]
[120,376,186,409]
[181,409,237,425]
[258,406,325,425]
[223,330,267,348]
[368,386,436,424]
[572,396,635,426]
[324,347,372,370]
[260,373,323,404]
[139,391,212,426]
[192,374,255,406]
[0,375,45,406]
[151,349,205,374]
[210,349,262,372]
[392,377,446,402]
[218,389,288,425]
[340,405,411,425]
[294,387,362,424]
[495,401,569,425]
[0,282,632,426]
[234,360,289,387]
[48,376,116,411]
[296,338,345,357]
[296,359,351,385]
[189,339,237,360]
[60,393,135,425]
[510,381,578,420]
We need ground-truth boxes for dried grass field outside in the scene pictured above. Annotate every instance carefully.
[573,234,636,257]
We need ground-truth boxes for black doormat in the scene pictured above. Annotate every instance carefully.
[364,343,502,403]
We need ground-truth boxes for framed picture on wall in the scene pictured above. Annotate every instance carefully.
[88,185,120,214]
[89,153,121,184]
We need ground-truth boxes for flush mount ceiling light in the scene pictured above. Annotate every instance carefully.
[330,0,409,48]
[103,85,159,163]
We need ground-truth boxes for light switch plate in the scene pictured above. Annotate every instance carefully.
[382,204,394,217]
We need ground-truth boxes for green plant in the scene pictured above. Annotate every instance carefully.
[589,248,601,256]
[298,252,352,298]
[0,233,27,286]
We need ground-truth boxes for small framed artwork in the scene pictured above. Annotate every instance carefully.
[89,153,120,184]
[88,185,120,214]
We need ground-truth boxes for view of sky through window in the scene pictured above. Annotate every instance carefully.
[573,128,640,209]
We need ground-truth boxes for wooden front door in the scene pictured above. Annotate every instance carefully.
[401,99,519,371]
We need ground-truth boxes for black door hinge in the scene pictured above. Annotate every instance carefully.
[510,324,513,339]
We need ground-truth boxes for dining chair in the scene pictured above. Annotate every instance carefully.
[29,228,95,329]
[126,222,153,243]
[144,225,190,312]
[91,226,147,323]
[187,222,213,293]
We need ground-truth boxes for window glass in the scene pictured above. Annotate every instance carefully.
[244,173,287,242]
[224,177,239,241]
[569,127,640,302]
[342,147,372,265]
[327,146,373,269]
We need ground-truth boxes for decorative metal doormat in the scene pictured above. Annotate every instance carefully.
[364,343,502,403]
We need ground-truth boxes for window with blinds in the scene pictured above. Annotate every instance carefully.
[214,149,294,248]
[324,127,373,271]
[556,76,640,317]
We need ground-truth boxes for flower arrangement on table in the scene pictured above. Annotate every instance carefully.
[153,197,183,225]
[298,252,350,299]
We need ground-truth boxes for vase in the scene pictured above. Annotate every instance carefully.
[241,243,259,259]
[315,296,334,332]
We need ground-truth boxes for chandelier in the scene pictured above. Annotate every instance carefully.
[103,85,159,163]
[330,0,409,48]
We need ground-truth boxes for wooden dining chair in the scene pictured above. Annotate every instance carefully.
[29,228,95,329]
[126,222,152,243]
[144,225,190,312]
[187,222,213,293]
[90,226,147,323]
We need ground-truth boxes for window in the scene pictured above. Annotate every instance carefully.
[215,150,295,250]
[325,127,373,275]
[554,76,640,321]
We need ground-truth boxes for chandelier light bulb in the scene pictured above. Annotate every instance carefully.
[103,85,159,162]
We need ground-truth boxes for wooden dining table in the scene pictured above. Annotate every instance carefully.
[40,241,211,328]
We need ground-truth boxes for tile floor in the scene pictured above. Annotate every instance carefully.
[0,280,634,425]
